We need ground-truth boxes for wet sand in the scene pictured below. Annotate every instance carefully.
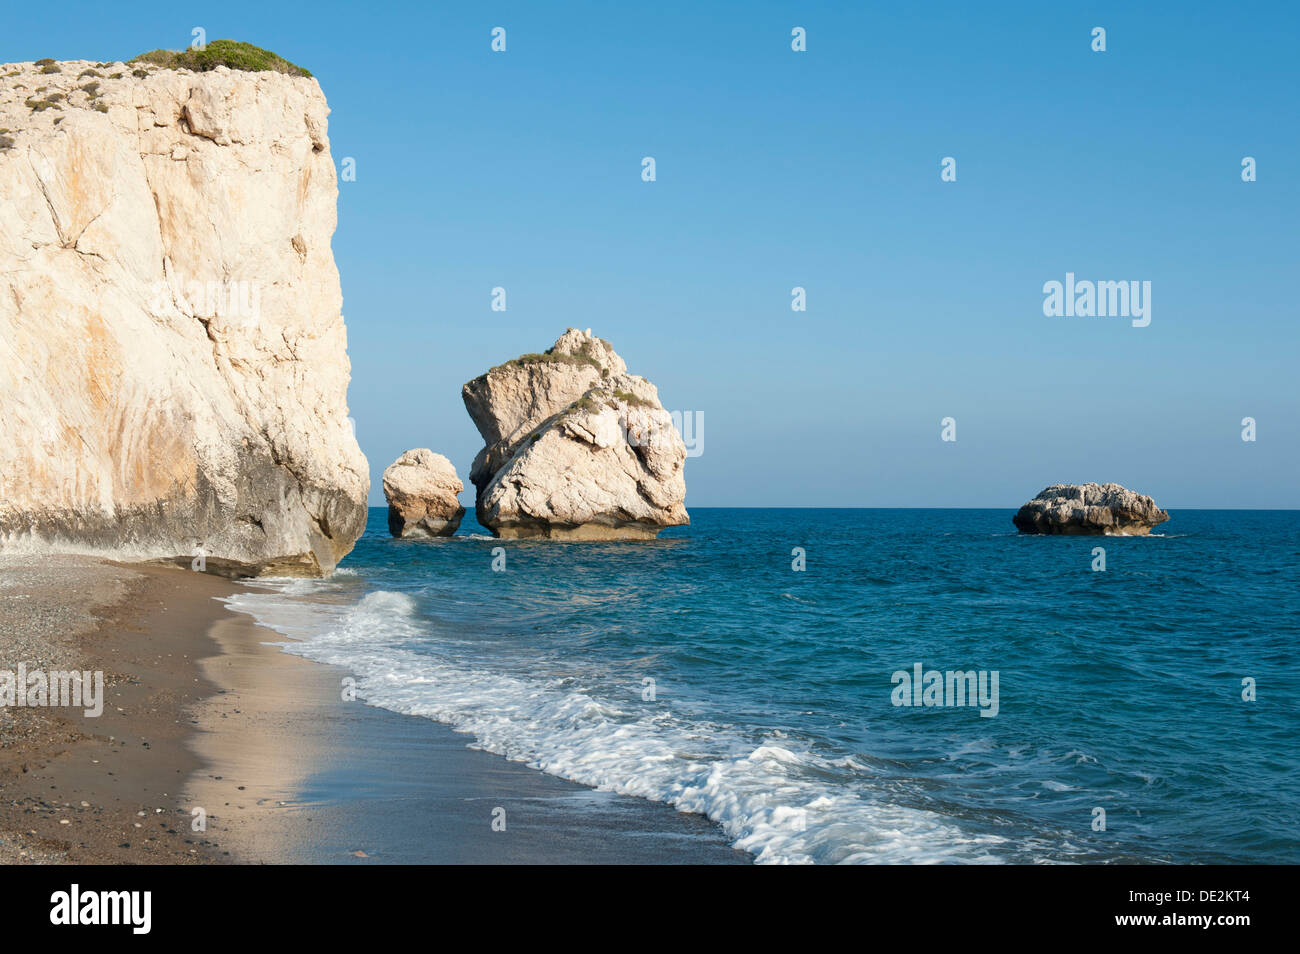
[188,596,746,863]
[0,557,747,864]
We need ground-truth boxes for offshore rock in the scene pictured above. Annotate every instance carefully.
[462,329,688,539]
[382,449,465,538]
[1013,483,1169,536]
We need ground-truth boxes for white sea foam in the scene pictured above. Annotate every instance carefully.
[222,585,1012,864]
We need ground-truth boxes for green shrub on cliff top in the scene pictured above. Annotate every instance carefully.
[131,40,312,78]
[491,351,603,374]
[613,389,655,408]
[570,393,602,414]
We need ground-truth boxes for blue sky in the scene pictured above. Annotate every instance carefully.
[7,1,1298,508]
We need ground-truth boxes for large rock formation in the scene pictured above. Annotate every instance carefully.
[382,449,465,538]
[462,329,688,539]
[0,59,367,575]
[1013,483,1169,536]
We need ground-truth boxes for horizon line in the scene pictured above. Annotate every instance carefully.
[364,504,1300,512]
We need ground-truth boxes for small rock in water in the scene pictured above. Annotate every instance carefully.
[1013,483,1169,536]
[382,450,465,538]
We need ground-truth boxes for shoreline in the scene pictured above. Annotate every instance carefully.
[0,557,747,865]
[189,585,748,864]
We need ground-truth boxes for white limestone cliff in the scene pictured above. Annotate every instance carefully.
[0,59,367,575]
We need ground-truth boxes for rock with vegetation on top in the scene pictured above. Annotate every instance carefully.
[382,449,465,538]
[0,49,367,576]
[1013,483,1169,535]
[462,329,689,539]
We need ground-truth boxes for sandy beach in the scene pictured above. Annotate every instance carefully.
[0,557,234,863]
[0,557,745,864]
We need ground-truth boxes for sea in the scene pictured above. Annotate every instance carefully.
[222,507,1299,864]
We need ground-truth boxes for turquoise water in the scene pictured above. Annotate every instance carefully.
[228,507,1299,864]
